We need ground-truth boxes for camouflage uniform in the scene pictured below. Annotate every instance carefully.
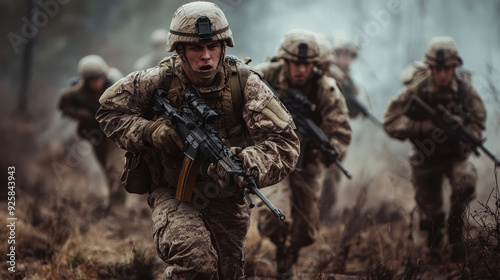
[96,3,299,279]
[58,55,127,207]
[384,37,486,251]
[254,29,351,274]
[319,35,360,221]
[329,37,361,119]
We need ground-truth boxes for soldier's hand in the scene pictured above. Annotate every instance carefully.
[207,162,239,197]
[207,147,243,197]
[458,141,473,158]
[144,118,184,155]
[419,119,435,136]
[444,114,464,129]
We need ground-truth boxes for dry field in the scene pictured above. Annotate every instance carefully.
[1,117,498,280]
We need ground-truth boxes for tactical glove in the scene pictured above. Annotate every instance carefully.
[144,118,184,156]
[419,119,435,136]
[458,141,473,158]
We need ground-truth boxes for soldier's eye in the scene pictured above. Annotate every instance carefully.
[208,44,219,50]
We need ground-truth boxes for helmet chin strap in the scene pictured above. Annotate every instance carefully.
[180,45,225,83]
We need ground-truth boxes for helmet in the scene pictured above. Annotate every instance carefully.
[314,33,335,65]
[149,28,168,48]
[424,36,463,66]
[275,29,319,62]
[167,1,234,52]
[77,55,109,80]
[332,34,359,58]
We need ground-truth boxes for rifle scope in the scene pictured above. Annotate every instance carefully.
[182,87,221,125]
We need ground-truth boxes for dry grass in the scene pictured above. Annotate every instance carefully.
[244,177,500,280]
[1,115,499,279]
[461,169,500,278]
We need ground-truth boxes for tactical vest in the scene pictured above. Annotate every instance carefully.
[122,55,255,194]
[404,68,475,162]
[406,69,472,122]
[156,55,252,147]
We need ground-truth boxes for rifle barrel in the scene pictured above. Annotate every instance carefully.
[248,184,285,220]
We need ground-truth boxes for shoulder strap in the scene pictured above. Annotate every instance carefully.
[227,55,255,146]
[158,56,176,92]
[227,56,252,123]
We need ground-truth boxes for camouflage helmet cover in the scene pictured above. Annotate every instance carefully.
[275,29,319,63]
[314,33,335,64]
[150,28,168,46]
[332,34,359,57]
[77,55,109,80]
[424,36,463,66]
[167,1,234,52]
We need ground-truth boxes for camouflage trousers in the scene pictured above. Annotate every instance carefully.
[148,187,250,280]
[93,138,127,206]
[411,158,477,242]
[318,165,342,222]
[257,160,321,251]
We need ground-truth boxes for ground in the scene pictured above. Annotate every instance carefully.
[0,117,498,280]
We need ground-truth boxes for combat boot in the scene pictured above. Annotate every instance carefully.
[276,243,298,279]
[420,213,445,249]
[448,214,466,262]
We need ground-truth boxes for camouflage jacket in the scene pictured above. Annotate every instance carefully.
[58,79,112,140]
[384,70,486,161]
[254,59,352,158]
[329,62,362,118]
[96,55,300,190]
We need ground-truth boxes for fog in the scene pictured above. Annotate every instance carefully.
[1,0,499,212]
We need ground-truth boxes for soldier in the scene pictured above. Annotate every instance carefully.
[96,2,299,279]
[254,29,352,276]
[384,36,486,261]
[330,35,362,118]
[58,54,127,210]
[314,33,335,76]
[314,33,348,222]
[133,28,170,71]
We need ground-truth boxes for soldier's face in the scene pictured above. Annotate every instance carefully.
[317,62,330,73]
[336,51,354,69]
[287,60,314,85]
[181,41,222,86]
[87,76,106,92]
[431,65,455,86]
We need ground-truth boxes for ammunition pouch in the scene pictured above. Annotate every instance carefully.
[121,151,152,194]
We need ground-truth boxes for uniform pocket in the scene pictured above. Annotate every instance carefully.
[150,188,180,235]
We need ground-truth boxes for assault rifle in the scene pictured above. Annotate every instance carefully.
[343,92,383,128]
[341,78,383,127]
[406,95,499,166]
[264,81,352,179]
[152,87,286,220]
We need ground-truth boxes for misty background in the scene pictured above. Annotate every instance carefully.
[1,0,499,213]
